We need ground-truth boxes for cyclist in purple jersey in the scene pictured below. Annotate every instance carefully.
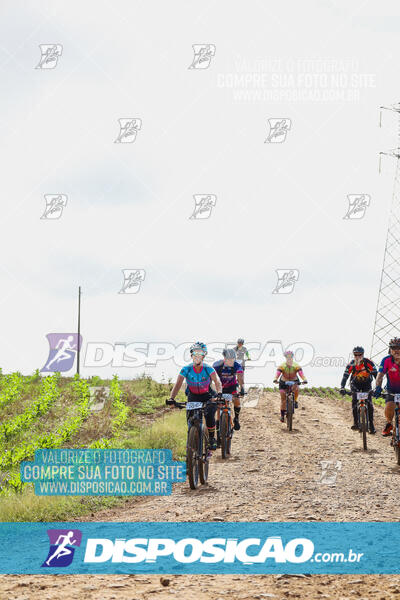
[213,348,244,435]
[168,342,222,450]
[375,337,400,437]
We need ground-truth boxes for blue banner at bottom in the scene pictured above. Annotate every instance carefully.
[0,522,396,574]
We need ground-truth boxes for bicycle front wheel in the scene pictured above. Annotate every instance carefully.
[187,426,200,489]
[220,412,229,459]
[360,406,367,451]
[287,396,293,431]
[199,426,209,484]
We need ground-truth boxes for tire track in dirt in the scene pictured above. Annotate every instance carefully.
[2,391,400,599]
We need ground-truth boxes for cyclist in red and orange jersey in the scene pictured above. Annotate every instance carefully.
[340,346,377,433]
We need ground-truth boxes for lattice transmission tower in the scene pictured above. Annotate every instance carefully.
[371,103,400,362]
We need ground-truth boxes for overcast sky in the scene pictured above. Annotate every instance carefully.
[1,0,400,386]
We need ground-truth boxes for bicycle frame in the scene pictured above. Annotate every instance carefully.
[281,380,306,431]
[217,393,233,424]
[356,391,371,451]
[283,380,297,431]
[217,394,234,458]
[186,404,209,460]
[166,398,212,489]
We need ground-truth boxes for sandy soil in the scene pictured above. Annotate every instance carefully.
[2,391,399,599]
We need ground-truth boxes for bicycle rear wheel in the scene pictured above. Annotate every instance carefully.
[396,444,400,466]
[287,396,293,431]
[220,412,229,459]
[187,426,200,489]
[360,406,367,451]
[199,426,209,484]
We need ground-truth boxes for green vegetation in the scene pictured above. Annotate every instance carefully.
[0,370,186,522]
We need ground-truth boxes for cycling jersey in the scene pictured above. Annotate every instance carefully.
[213,359,243,393]
[180,363,215,396]
[235,345,250,366]
[379,355,400,393]
[276,361,304,380]
[341,358,376,391]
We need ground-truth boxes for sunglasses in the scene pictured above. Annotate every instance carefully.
[353,353,363,357]
[193,351,205,357]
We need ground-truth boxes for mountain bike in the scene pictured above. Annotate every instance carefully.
[385,392,400,465]
[344,389,372,451]
[166,398,212,489]
[282,381,306,431]
[217,393,234,459]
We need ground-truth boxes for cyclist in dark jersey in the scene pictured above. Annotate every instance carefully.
[213,348,244,442]
[375,337,400,436]
[168,341,222,450]
[340,346,377,433]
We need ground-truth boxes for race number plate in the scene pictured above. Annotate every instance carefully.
[394,394,400,403]
[357,392,369,400]
[222,393,232,401]
[186,401,203,410]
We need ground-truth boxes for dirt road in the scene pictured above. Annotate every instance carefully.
[2,391,400,599]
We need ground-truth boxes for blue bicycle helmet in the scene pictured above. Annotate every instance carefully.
[190,341,207,356]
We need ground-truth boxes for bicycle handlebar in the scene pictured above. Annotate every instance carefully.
[383,391,400,402]
[341,389,373,397]
[165,399,186,410]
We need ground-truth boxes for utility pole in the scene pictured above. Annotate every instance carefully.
[77,286,81,376]
[371,103,400,362]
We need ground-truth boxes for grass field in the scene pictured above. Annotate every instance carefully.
[0,371,187,522]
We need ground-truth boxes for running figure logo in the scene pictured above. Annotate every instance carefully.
[42,529,82,567]
[40,194,67,220]
[265,118,292,143]
[343,194,370,220]
[114,118,142,143]
[119,269,146,294]
[318,460,342,485]
[189,195,217,220]
[272,269,299,294]
[35,44,63,69]
[41,333,82,373]
[188,44,216,69]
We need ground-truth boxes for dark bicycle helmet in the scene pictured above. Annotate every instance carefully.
[389,337,400,349]
[353,346,364,354]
